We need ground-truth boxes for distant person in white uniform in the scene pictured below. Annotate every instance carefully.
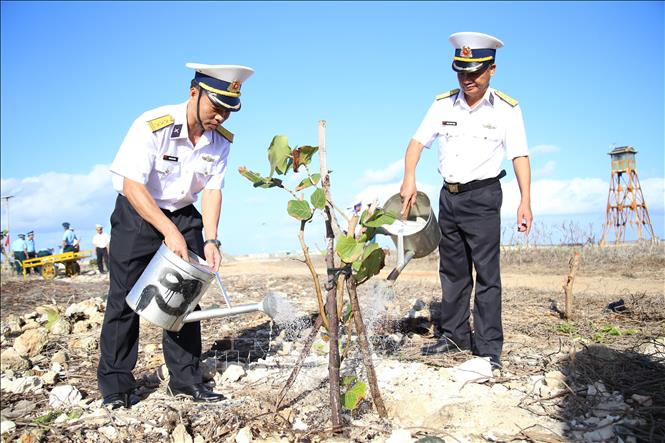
[97,63,253,409]
[92,224,110,274]
[399,32,532,368]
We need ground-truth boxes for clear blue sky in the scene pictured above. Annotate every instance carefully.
[1,1,663,255]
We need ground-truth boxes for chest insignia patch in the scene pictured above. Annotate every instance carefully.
[483,123,496,130]
[171,124,183,138]
[147,114,175,132]
[442,121,457,126]
[201,155,215,162]
[163,155,178,162]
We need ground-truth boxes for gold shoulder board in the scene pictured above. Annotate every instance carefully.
[494,90,519,107]
[435,88,460,101]
[146,115,175,132]
[216,125,234,143]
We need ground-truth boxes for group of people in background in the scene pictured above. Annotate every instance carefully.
[2,221,110,275]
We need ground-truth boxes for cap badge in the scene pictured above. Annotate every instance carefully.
[461,46,472,57]
[228,81,241,93]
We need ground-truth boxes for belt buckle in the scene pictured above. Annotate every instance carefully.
[448,183,460,193]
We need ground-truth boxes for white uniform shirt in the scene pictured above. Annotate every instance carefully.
[111,102,231,211]
[413,87,529,184]
[92,232,110,249]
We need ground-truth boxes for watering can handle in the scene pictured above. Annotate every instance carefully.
[214,272,232,309]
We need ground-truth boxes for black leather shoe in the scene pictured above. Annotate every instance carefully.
[168,383,226,403]
[102,390,140,409]
[421,338,469,355]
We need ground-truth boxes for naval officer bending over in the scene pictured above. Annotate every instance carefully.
[97,63,253,409]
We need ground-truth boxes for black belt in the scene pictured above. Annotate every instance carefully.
[444,170,506,194]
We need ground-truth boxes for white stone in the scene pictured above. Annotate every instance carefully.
[450,357,493,384]
[173,423,193,443]
[3,376,43,394]
[0,420,16,435]
[292,417,308,431]
[41,371,58,385]
[631,394,652,406]
[222,363,246,383]
[386,428,413,443]
[49,385,82,408]
[13,328,48,357]
[98,426,119,440]
[0,347,31,371]
[235,426,253,443]
[51,351,67,365]
[583,425,615,441]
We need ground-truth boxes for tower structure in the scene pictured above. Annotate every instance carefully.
[600,146,656,246]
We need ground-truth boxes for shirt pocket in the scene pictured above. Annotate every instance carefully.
[152,159,181,198]
[193,157,222,177]
[154,159,181,176]
[475,124,502,143]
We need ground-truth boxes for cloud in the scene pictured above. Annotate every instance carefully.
[529,144,560,156]
[356,160,403,186]
[0,164,117,234]
[533,160,557,177]
[352,181,438,212]
[501,176,664,218]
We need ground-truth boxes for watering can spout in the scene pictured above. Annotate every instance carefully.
[182,293,280,324]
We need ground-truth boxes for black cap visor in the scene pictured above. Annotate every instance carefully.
[452,59,493,73]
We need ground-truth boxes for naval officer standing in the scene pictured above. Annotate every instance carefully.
[97,63,254,408]
[399,32,532,368]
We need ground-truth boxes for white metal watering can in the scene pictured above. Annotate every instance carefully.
[378,191,441,281]
[125,243,279,331]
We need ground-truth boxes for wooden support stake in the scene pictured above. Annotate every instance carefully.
[346,276,387,417]
[562,252,580,320]
[319,120,343,430]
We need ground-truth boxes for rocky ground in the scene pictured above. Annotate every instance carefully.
[0,243,664,443]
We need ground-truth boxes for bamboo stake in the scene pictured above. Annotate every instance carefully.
[562,251,580,320]
[298,220,329,331]
[319,120,343,430]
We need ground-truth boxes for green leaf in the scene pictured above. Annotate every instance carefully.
[267,135,292,176]
[341,375,357,387]
[298,145,319,166]
[238,166,264,184]
[336,236,365,263]
[341,302,352,323]
[362,209,397,228]
[341,381,367,410]
[253,178,283,189]
[296,173,321,191]
[238,167,283,189]
[310,188,326,209]
[358,227,377,243]
[287,200,312,221]
[33,411,59,424]
[353,243,385,282]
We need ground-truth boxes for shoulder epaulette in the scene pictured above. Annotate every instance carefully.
[146,115,175,132]
[435,88,460,101]
[494,90,518,107]
[216,125,234,143]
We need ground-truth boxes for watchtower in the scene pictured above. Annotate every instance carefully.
[599,146,656,245]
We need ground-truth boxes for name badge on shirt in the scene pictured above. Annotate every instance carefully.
[163,155,179,162]
[442,121,457,126]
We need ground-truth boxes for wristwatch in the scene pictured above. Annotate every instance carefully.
[203,239,221,249]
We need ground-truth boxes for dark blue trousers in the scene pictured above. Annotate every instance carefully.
[438,181,503,360]
[97,195,205,397]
